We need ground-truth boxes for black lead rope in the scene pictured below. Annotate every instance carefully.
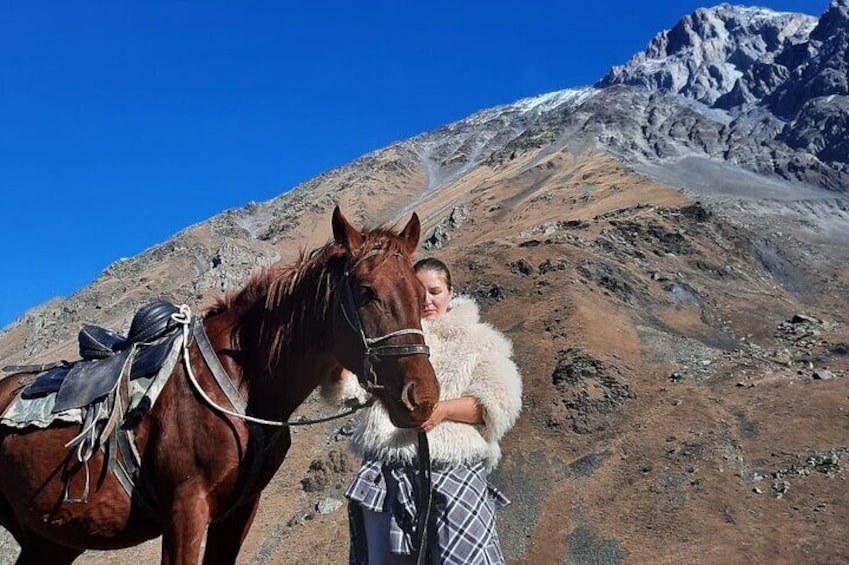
[416,430,433,565]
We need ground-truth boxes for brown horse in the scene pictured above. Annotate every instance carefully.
[0,207,439,564]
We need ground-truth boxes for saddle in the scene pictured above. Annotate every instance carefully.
[19,300,183,413]
[0,300,191,511]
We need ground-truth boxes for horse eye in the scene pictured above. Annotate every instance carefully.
[358,286,377,306]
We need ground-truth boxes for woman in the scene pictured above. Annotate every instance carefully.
[323,258,523,564]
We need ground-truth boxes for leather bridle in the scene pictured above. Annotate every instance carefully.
[336,247,431,392]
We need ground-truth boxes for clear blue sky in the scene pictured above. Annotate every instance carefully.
[0,0,825,329]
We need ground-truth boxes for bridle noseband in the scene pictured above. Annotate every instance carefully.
[336,247,431,392]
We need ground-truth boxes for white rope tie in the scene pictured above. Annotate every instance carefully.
[63,400,105,502]
[64,401,102,450]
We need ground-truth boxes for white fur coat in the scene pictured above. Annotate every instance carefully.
[322,295,522,471]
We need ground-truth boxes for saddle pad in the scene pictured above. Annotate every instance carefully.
[1,333,183,430]
[0,394,82,429]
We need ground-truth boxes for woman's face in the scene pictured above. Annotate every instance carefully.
[416,269,452,320]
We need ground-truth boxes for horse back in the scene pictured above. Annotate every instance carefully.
[0,371,33,418]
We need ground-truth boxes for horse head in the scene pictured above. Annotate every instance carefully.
[331,206,439,428]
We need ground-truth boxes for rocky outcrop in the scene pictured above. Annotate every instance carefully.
[422,205,469,250]
[594,2,848,188]
[772,1,849,168]
[597,5,817,107]
[769,0,849,116]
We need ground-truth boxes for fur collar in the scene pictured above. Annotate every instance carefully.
[422,294,480,334]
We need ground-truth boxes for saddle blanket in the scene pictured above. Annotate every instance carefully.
[0,334,183,430]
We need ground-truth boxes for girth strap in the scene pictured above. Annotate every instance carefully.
[113,425,162,521]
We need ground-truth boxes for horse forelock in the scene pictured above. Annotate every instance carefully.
[351,225,414,263]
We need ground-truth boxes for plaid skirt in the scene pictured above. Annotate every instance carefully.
[345,459,509,565]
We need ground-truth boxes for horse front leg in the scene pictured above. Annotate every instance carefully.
[200,497,259,565]
[161,488,211,565]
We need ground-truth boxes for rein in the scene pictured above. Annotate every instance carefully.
[416,430,433,565]
[340,248,433,563]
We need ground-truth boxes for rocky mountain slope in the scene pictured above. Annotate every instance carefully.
[2,2,849,564]
[597,1,849,187]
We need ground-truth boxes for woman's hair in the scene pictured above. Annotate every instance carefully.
[413,257,452,291]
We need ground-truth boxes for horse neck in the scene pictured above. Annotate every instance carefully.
[220,267,338,421]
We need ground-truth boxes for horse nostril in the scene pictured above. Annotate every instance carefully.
[401,381,417,412]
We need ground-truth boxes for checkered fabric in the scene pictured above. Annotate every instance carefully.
[346,459,509,565]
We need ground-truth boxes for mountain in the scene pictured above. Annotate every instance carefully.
[2,3,849,564]
[596,1,849,190]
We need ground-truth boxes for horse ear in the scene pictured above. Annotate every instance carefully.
[332,206,363,251]
[399,212,421,256]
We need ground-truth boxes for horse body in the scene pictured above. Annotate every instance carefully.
[0,208,438,564]
[0,281,303,563]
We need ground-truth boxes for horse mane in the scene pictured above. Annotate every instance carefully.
[207,225,412,370]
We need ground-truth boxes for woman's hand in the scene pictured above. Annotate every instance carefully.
[420,396,484,432]
[421,402,448,432]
